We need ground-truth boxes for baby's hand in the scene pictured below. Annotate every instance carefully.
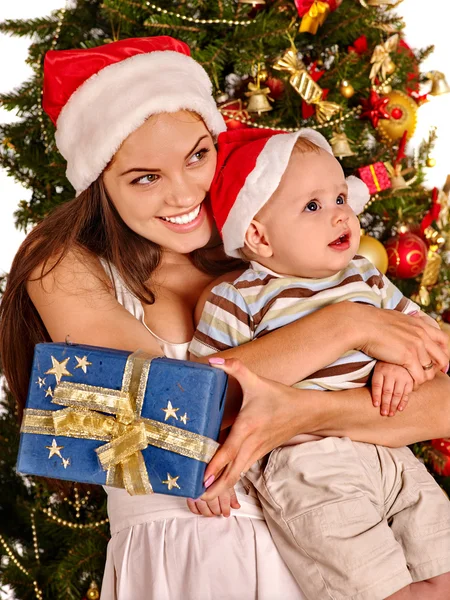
[186,487,240,517]
[371,362,414,417]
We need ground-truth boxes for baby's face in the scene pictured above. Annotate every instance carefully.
[255,148,360,278]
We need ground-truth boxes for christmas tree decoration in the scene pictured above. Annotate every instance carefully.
[348,35,368,54]
[359,89,390,128]
[369,34,399,83]
[339,80,355,98]
[356,162,391,194]
[412,227,446,306]
[330,131,355,158]
[426,71,450,96]
[265,76,285,100]
[219,100,251,130]
[384,130,418,190]
[358,233,389,274]
[239,0,266,4]
[429,439,450,477]
[86,581,100,600]
[295,0,338,34]
[426,157,437,168]
[273,47,341,123]
[420,188,441,235]
[245,81,273,114]
[376,90,418,141]
[384,232,428,279]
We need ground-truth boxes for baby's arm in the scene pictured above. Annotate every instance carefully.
[188,281,253,517]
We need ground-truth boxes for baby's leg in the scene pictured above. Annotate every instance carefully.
[386,572,450,599]
[245,437,414,600]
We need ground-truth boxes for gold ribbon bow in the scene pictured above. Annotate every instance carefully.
[412,227,446,306]
[21,352,219,495]
[369,34,399,83]
[299,1,330,34]
[273,48,341,123]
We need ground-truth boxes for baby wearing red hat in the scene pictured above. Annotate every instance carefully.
[190,128,450,600]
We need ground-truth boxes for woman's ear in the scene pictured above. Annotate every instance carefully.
[244,220,273,258]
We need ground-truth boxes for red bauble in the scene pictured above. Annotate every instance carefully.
[219,100,250,130]
[384,232,427,279]
[442,310,450,324]
[265,77,285,100]
[391,107,403,120]
[430,439,450,476]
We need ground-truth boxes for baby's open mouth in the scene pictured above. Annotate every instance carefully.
[329,232,350,246]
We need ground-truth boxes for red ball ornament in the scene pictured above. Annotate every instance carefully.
[384,232,427,279]
[442,310,450,324]
[391,107,403,120]
[265,77,285,101]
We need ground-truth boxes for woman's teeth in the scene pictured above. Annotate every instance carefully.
[161,205,201,225]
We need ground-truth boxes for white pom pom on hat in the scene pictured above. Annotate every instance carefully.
[210,128,369,258]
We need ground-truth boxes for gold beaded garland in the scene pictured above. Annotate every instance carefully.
[145,1,253,26]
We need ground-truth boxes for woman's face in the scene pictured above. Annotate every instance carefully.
[103,111,218,255]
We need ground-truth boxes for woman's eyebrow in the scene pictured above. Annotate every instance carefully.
[119,135,210,177]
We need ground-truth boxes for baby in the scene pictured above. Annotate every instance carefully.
[189,128,450,600]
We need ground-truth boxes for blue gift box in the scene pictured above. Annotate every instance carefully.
[17,343,227,498]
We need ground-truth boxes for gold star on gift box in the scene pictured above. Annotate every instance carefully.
[45,387,53,398]
[179,412,189,425]
[46,439,64,459]
[36,377,46,388]
[61,457,71,469]
[45,356,72,385]
[75,355,92,373]
[162,473,180,490]
[161,400,179,421]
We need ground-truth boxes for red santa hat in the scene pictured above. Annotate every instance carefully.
[210,128,369,257]
[43,36,226,195]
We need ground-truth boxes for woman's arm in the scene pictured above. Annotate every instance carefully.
[201,359,450,501]
[27,249,163,355]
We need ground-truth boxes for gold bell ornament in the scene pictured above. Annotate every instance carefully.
[330,131,355,158]
[427,71,450,96]
[86,581,100,600]
[245,83,272,114]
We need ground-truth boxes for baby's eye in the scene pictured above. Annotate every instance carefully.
[304,200,320,212]
[336,194,346,205]
[132,173,159,185]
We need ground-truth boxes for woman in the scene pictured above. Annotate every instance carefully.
[1,37,449,600]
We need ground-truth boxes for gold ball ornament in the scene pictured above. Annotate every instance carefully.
[86,582,100,600]
[259,67,269,81]
[358,234,389,274]
[377,90,418,142]
[384,58,396,75]
[339,80,355,99]
[426,157,436,167]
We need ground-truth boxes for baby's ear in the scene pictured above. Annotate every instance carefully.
[244,220,273,258]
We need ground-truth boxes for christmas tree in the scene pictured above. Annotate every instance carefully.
[1,0,449,597]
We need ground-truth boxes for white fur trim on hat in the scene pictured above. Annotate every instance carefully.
[346,175,370,215]
[222,129,332,258]
[55,51,226,195]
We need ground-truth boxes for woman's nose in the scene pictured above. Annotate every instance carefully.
[165,176,200,208]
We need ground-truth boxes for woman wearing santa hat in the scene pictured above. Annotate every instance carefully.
[1,36,449,600]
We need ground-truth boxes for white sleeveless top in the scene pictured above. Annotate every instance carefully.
[101,261,263,535]
[100,262,303,600]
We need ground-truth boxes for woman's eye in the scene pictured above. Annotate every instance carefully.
[188,147,210,165]
[132,174,159,186]
[305,200,319,212]
[336,194,346,205]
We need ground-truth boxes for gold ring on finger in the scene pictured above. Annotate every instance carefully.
[422,361,434,371]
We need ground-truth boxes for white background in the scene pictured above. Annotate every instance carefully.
[0,0,449,276]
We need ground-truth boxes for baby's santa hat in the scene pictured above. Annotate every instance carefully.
[43,36,226,195]
[210,128,369,258]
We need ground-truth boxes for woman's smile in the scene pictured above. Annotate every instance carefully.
[157,202,206,233]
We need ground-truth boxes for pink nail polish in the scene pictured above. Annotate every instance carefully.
[208,357,225,365]
[204,474,215,488]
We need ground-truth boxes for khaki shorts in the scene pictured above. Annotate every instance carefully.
[245,437,450,600]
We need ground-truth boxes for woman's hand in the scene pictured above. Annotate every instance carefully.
[201,358,310,501]
[351,305,449,388]
[186,487,240,517]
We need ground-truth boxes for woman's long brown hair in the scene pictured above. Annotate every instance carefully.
[0,178,241,421]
